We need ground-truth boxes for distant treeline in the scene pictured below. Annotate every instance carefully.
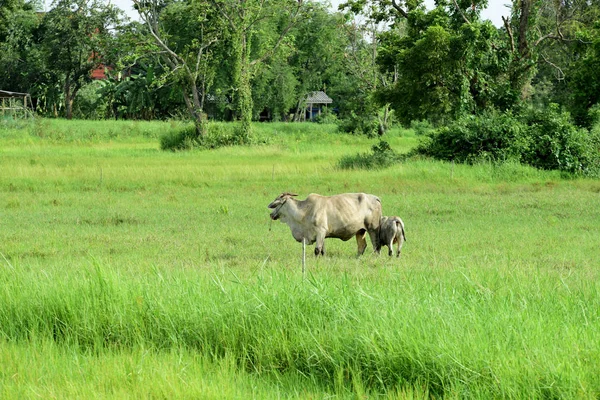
[2,0,600,150]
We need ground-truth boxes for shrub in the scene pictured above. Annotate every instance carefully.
[313,109,338,124]
[160,122,265,151]
[337,112,379,137]
[409,119,435,136]
[414,111,527,163]
[338,140,403,170]
[521,105,600,175]
[415,106,600,176]
[73,81,108,119]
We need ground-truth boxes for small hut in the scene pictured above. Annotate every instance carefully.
[304,91,333,121]
[0,90,33,119]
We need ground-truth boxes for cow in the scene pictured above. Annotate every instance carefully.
[379,216,406,258]
[268,192,382,257]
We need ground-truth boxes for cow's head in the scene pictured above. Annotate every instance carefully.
[268,192,297,220]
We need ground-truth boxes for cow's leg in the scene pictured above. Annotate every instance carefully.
[356,230,368,256]
[367,228,381,254]
[315,231,326,256]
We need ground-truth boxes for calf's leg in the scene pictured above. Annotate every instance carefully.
[396,234,404,258]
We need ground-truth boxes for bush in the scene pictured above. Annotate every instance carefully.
[73,81,108,119]
[414,111,527,164]
[337,112,379,137]
[338,140,404,170]
[410,119,435,136]
[160,123,254,151]
[521,105,600,175]
[313,109,338,124]
[415,106,600,176]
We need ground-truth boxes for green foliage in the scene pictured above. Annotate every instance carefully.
[338,140,403,169]
[376,7,514,126]
[2,119,600,397]
[37,0,122,119]
[566,24,600,127]
[409,119,434,136]
[73,81,107,119]
[337,112,379,137]
[160,122,265,151]
[313,108,338,124]
[521,105,600,175]
[416,106,600,176]
[415,111,527,163]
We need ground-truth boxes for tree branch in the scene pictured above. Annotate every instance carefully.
[451,0,471,24]
[390,0,408,19]
[502,16,515,53]
[541,53,565,81]
[132,0,186,67]
[249,3,303,67]
[532,33,561,47]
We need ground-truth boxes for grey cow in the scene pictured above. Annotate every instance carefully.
[379,216,406,257]
[268,192,382,256]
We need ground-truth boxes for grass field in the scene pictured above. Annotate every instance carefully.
[1,118,599,398]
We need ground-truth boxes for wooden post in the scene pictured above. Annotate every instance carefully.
[302,238,306,278]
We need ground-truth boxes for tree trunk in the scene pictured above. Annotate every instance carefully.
[182,89,207,137]
[232,29,253,142]
[508,0,537,99]
[65,77,73,120]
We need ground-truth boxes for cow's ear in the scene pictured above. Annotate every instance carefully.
[282,192,298,197]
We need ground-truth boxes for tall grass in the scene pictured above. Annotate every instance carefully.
[1,258,598,397]
[1,118,600,397]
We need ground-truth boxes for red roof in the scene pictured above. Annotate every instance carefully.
[91,64,111,80]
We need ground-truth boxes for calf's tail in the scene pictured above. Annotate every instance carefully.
[395,219,406,242]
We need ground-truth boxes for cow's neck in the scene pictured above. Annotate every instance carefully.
[280,199,315,243]
[281,198,306,223]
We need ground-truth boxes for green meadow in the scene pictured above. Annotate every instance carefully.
[1,118,599,398]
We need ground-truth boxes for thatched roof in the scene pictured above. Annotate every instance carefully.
[305,91,332,104]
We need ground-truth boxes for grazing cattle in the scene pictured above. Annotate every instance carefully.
[268,192,382,256]
[379,216,406,257]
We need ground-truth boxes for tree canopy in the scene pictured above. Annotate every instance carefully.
[1,0,600,138]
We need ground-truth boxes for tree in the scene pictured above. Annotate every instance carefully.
[209,0,304,140]
[0,0,42,94]
[350,0,509,125]
[285,3,347,122]
[527,0,600,126]
[39,0,121,119]
[133,0,221,136]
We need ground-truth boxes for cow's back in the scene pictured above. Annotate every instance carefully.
[302,193,381,240]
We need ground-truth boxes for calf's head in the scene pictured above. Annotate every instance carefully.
[268,192,297,220]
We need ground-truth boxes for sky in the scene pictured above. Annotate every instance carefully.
[43,0,510,27]
[329,0,510,27]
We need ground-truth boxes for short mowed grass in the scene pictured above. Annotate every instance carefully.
[1,118,599,398]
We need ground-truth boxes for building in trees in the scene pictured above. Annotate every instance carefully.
[303,91,333,121]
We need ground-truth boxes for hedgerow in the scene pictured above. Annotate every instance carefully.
[415,105,600,176]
